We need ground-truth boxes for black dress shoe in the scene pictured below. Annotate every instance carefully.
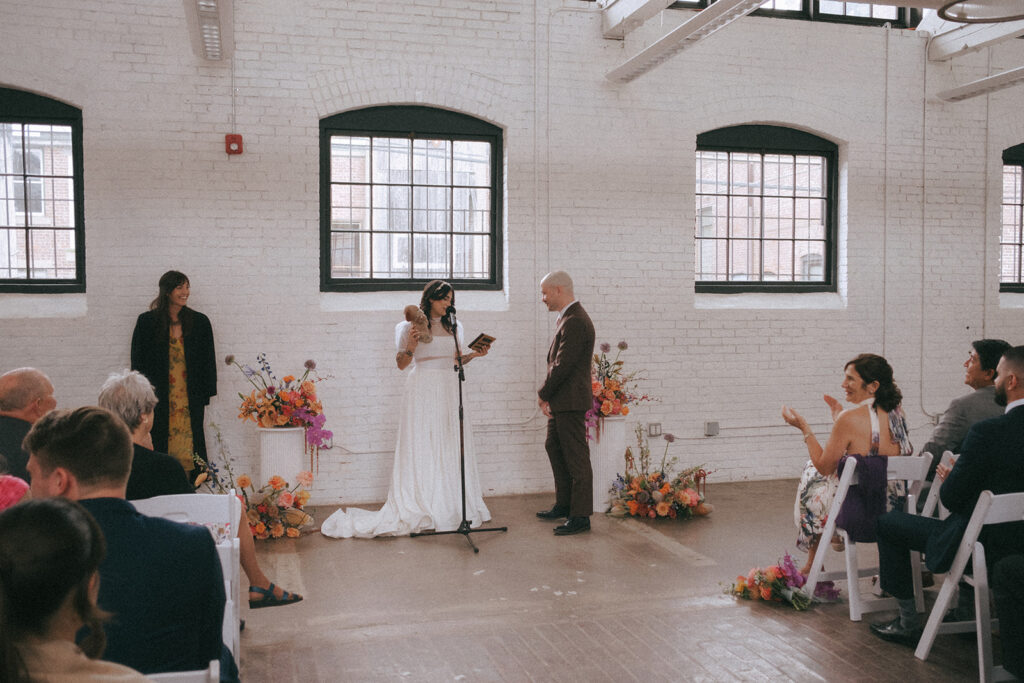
[536,505,570,520]
[554,516,591,535]
[869,617,922,647]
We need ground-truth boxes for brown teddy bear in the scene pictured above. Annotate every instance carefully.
[403,304,432,344]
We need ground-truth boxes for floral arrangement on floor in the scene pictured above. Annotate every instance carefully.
[195,425,315,540]
[607,424,711,519]
[726,552,812,610]
[725,552,841,610]
[226,353,332,470]
[586,341,655,439]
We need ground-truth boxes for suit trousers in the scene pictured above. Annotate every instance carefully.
[993,554,1024,677]
[545,411,592,517]
[877,510,943,600]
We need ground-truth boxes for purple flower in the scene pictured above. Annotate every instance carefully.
[600,343,611,353]
[242,365,256,377]
[304,359,316,370]
[780,552,806,588]
[813,580,841,600]
[224,355,235,365]
[663,433,676,443]
[617,341,628,351]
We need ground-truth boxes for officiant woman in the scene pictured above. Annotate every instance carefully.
[131,270,217,481]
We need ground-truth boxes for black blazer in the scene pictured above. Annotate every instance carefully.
[538,302,595,413]
[130,308,217,453]
[927,404,1024,571]
[126,443,193,501]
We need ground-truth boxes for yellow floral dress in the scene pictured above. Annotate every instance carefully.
[167,336,194,473]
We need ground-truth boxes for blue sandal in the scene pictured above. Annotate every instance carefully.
[248,582,303,609]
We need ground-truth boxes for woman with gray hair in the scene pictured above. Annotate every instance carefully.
[99,369,302,609]
[99,369,191,500]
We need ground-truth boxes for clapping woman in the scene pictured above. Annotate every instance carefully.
[131,270,217,481]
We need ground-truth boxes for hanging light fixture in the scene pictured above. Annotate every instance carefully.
[938,0,1024,23]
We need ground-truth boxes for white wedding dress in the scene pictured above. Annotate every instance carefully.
[320,318,491,538]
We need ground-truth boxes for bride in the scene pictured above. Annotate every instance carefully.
[320,280,492,539]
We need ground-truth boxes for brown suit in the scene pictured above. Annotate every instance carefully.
[538,301,596,517]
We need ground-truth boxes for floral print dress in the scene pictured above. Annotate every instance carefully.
[794,403,912,551]
[166,336,194,473]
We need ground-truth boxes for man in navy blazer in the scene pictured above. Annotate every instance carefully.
[871,345,1024,646]
[537,271,596,535]
[24,406,236,679]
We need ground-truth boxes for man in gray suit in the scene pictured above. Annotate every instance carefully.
[919,339,1009,480]
[537,271,596,536]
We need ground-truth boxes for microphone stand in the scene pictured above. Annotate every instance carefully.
[411,309,507,553]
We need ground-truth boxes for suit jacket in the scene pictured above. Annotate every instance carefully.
[538,302,595,413]
[130,307,217,456]
[79,497,224,675]
[926,404,1024,571]
[0,415,31,482]
[920,385,1002,469]
[126,443,193,501]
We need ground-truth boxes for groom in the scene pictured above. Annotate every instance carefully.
[537,271,595,536]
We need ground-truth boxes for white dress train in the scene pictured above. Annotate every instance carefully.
[320,318,491,538]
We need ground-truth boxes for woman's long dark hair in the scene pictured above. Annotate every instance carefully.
[0,498,109,683]
[149,270,193,336]
[846,353,902,412]
[419,280,455,336]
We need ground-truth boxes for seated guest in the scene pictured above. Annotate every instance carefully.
[99,369,302,609]
[919,339,1008,480]
[0,497,149,682]
[0,474,30,512]
[0,368,57,482]
[23,406,237,679]
[783,354,912,576]
[870,345,1024,646]
[993,554,1024,678]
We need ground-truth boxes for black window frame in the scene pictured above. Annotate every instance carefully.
[999,143,1024,293]
[695,124,838,294]
[319,105,503,293]
[668,0,920,27]
[0,87,85,294]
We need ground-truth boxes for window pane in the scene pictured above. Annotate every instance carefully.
[1006,167,1022,204]
[729,239,761,280]
[372,138,410,185]
[412,139,451,186]
[730,154,761,195]
[1002,164,1024,285]
[453,234,490,278]
[412,233,450,278]
[412,186,451,233]
[0,227,27,278]
[453,141,490,186]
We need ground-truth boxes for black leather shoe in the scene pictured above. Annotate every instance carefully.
[554,517,591,535]
[536,505,570,520]
[869,617,922,647]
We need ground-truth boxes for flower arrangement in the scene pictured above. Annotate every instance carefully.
[726,552,812,610]
[725,552,841,609]
[226,353,332,451]
[195,426,315,540]
[586,341,653,438]
[607,425,711,519]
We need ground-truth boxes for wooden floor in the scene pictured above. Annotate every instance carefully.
[237,479,988,682]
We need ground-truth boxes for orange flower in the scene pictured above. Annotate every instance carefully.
[627,500,640,515]
[286,527,300,538]
[236,474,252,489]
[282,375,295,384]
[655,500,671,516]
[601,400,613,415]
[604,389,616,401]
[621,406,630,416]
[659,483,671,495]
[270,522,285,538]
[254,522,267,535]
[759,584,773,600]
[268,475,287,491]
[592,381,602,396]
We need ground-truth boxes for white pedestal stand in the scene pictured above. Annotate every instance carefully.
[257,427,306,485]
[590,416,626,513]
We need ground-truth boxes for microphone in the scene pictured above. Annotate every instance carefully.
[445,305,456,318]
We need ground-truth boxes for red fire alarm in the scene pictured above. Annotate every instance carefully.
[225,134,243,155]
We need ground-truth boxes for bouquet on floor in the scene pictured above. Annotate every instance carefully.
[226,353,333,450]
[607,425,711,519]
[195,426,315,540]
[586,341,655,439]
[726,552,813,610]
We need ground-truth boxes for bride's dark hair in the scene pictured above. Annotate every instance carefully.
[846,353,902,412]
[419,280,455,336]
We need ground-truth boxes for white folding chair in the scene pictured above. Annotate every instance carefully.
[835,452,932,620]
[148,659,220,682]
[920,450,955,520]
[914,490,1024,683]
[132,491,242,662]
[800,458,857,602]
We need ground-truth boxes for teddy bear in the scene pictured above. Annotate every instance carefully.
[403,304,432,344]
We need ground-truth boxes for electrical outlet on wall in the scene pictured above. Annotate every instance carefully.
[648,423,661,437]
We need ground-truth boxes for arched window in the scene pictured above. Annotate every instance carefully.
[695,125,837,293]
[0,88,84,292]
[1000,143,1024,292]
[320,106,502,292]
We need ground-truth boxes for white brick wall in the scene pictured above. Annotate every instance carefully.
[2,0,1024,506]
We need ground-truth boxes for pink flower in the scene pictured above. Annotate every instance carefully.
[296,470,314,488]
[277,491,294,508]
